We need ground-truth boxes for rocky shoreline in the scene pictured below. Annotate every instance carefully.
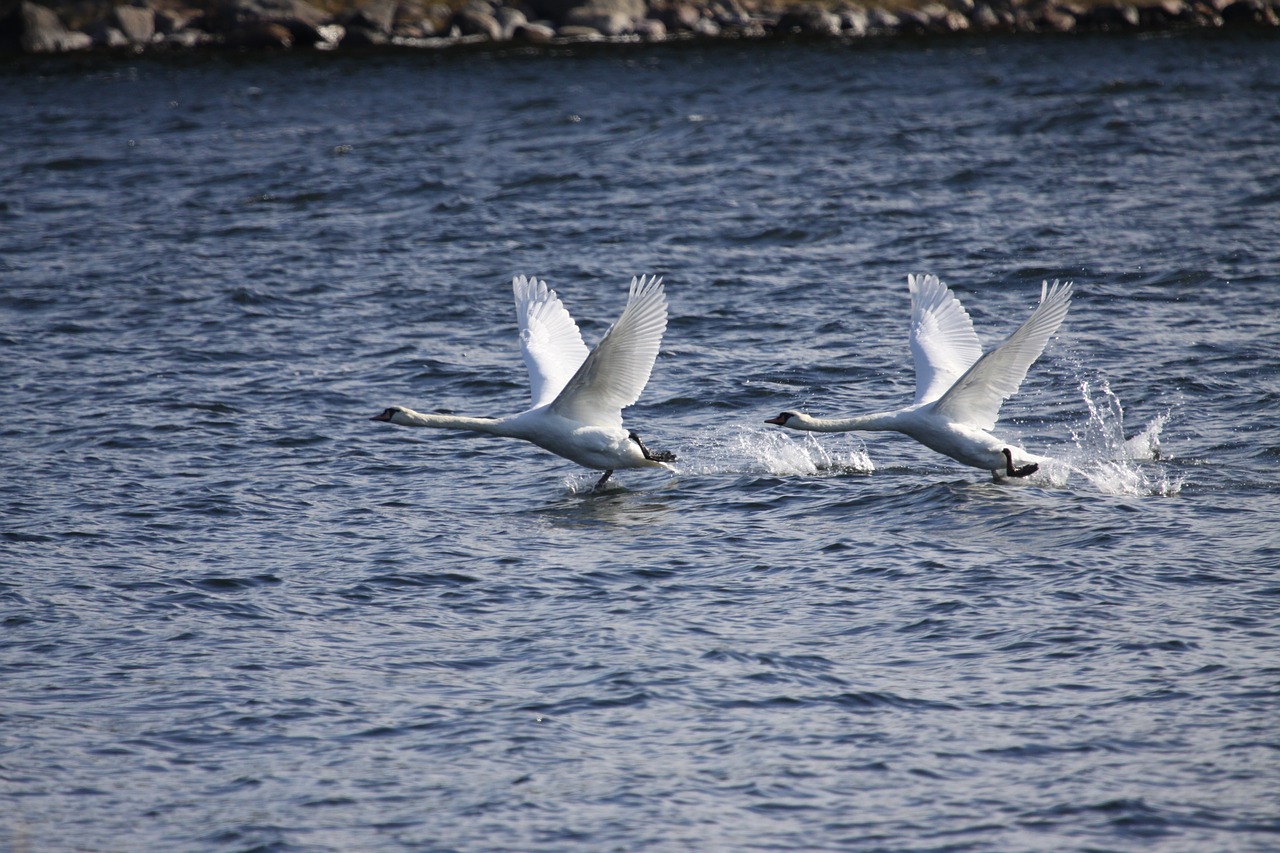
[2,0,1277,55]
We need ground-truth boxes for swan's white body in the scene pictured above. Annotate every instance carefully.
[767,275,1072,480]
[373,275,675,486]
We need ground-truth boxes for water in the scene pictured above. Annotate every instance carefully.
[3,32,1279,852]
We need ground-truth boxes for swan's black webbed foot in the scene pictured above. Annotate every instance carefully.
[1001,448,1039,478]
[629,430,677,463]
[594,470,614,490]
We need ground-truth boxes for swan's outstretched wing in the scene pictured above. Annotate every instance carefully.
[514,275,590,409]
[550,276,668,428]
[933,280,1073,430]
[909,274,983,406]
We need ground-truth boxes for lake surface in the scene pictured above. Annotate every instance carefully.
[3,31,1279,852]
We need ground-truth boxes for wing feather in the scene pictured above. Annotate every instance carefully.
[909,273,984,405]
[550,276,668,428]
[932,280,1073,430]
[513,275,590,409]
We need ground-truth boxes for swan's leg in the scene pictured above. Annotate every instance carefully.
[628,430,677,463]
[594,470,614,490]
[1000,448,1039,478]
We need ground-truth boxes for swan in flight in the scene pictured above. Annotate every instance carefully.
[372,275,676,489]
[767,274,1072,480]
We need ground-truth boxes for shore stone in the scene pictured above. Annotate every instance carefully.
[556,22,605,35]
[513,19,557,39]
[87,21,130,46]
[451,2,503,38]
[341,0,398,33]
[114,5,156,43]
[1,1,92,51]
[840,7,870,34]
[340,23,389,43]
[776,5,841,34]
[3,0,1280,56]
[563,0,647,32]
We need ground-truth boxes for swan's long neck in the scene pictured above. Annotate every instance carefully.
[391,409,511,436]
[793,411,902,433]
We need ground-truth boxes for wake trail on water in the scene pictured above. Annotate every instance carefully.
[669,426,877,479]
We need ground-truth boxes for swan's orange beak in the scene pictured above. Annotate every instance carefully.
[764,415,787,425]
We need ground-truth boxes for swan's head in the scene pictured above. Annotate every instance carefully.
[765,411,808,429]
[371,406,407,424]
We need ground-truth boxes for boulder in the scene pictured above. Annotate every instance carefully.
[340,24,389,44]
[113,5,156,44]
[1036,4,1078,29]
[840,7,869,35]
[775,5,841,34]
[556,23,605,36]
[653,1,703,31]
[1,1,92,52]
[155,8,197,34]
[526,0,642,25]
[968,4,1004,28]
[341,0,398,33]
[200,0,330,46]
[565,5,638,34]
[512,19,557,39]
[633,16,667,37]
[1139,0,1192,24]
[451,2,504,38]
[494,6,528,39]
[1079,1,1142,26]
[87,22,130,47]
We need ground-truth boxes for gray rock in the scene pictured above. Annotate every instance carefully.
[840,7,869,35]
[633,16,667,38]
[1037,4,1078,30]
[202,0,330,45]
[164,28,208,46]
[1079,1,1142,26]
[565,6,635,34]
[690,15,720,34]
[494,6,528,39]
[155,9,196,35]
[867,8,901,30]
[969,4,1003,28]
[564,0,647,32]
[1,1,92,52]
[513,19,557,40]
[87,22,131,47]
[339,24,389,44]
[556,23,605,36]
[776,5,842,35]
[654,1,703,31]
[114,5,156,44]
[341,0,398,33]
[451,3,503,39]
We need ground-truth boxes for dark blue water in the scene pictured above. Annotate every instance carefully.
[3,33,1280,852]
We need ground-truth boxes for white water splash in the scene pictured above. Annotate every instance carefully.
[1065,378,1181,497]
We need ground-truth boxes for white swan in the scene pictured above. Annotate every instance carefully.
[373,275,676,489]
[766,274,1072,480]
